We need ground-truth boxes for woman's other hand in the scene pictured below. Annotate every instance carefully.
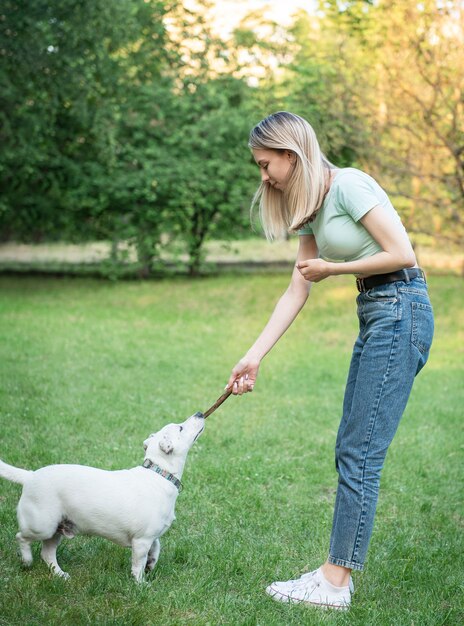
[226,357,260,395]
[297,258,332,283]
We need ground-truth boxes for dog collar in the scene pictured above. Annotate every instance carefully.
[142,459,183,492]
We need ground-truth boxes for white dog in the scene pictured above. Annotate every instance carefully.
[0,412,204,582]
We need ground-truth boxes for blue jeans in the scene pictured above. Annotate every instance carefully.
[328,276,434,571]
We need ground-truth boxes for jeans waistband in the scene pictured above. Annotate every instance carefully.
[356,268,425,293]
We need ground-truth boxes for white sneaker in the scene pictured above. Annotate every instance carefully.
[266,567,351,610]
[269,570,355,594]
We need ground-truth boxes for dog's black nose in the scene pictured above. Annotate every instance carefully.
[194,411,205,419]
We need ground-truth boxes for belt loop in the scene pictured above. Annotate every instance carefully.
[403,269,410,283]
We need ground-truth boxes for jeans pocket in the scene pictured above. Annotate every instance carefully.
[364,286,398,303]
[411,302,434,354]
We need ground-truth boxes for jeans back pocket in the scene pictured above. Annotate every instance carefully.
[411,302,434,354]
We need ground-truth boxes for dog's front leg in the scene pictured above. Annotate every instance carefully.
[145,538,161,573]
[131,537,153,583]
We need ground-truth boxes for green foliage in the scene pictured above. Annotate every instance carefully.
[1,1,141,237]
[0,0,173,258]
[155,77,258,275]
[283,10,368,167]
[313,0,464,241]
[1,0,462,275]
[0,0,261,276]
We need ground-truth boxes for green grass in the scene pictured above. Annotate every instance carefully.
[0,274,462,625]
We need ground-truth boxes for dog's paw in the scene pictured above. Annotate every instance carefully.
[19,557,33,568]
[49,567,70,581]
[132,569,148,583]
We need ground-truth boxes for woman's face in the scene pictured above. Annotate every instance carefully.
[252,148,295,191]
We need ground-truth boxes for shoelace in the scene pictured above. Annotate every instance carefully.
[289,571,319,589]
[288,573,321,597]
[273,569,354,594]
[282,570,318,587]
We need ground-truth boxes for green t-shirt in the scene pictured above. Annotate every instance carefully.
[298,168,405,262]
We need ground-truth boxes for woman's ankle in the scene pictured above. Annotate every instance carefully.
[321,561,352,587]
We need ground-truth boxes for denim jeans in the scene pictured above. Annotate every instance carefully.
[328,276,434,571]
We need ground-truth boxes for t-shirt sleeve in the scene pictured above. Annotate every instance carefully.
[298,223,313,235]
[336,172,382,222]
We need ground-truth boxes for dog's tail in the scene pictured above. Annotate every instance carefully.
[0,459,32,485]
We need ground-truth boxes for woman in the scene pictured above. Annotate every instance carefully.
[226,111,434,611]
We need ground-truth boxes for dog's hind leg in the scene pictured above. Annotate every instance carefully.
[16,532,33,567]
[131,537,153,582]
[145,538,160,573]
[41,533,69,580]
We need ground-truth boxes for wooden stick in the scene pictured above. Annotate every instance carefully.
[202,389,232,418]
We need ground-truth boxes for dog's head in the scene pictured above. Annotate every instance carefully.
[143,412,205,475]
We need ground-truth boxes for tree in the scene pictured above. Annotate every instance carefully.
[0,0,173,257]
[146,0,261,275]
[314,0,464,243]
[280,8,370,166]
[154,77,258,276]
[368,0,464,242]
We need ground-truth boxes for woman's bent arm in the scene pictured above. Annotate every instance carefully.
[227,235,317,394]
[297,205,417,282]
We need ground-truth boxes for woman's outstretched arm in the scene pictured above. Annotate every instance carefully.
[226,235,318,395]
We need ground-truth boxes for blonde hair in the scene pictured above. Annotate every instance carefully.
[249,111,334,240]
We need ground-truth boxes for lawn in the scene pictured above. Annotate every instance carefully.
[0,273,462,625]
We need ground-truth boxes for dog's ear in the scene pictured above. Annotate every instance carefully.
[159,435,174,455]
[143,434,155,452]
